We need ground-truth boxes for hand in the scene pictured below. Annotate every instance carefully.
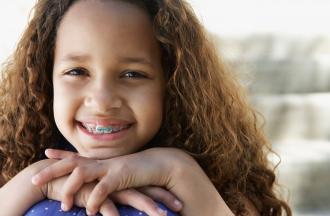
[0,159,55,215]
[48,175,179,216]
[35,149,182,216]
[33,148,234,216]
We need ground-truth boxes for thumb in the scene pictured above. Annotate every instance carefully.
[45,148,79,159]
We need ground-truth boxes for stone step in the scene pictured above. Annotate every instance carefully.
[271,139,330,214]
[215,35,330,63]
[252,93,330,140]
[213,34,330,94]
[238,60,330,94]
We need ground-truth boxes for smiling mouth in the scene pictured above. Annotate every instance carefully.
[78,122,132,135]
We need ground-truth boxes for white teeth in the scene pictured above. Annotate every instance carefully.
[81,123,128,134]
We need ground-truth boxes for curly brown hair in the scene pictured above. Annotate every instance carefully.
[0,0,291,215]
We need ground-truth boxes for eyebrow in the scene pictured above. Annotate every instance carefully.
[59,53,154,67]
[59,54,91,63]
[119,56,154,67]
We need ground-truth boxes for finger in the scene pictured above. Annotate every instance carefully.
[45,148,79,159]
[110,189,168,216]
[99,199,120,216]
[60,176,80,212]
[85,155,170,213]
[138,186,183,212]
[70,183,119,216]
[61,166,103,210]
[32,155,84,185]
[86,178,117,215]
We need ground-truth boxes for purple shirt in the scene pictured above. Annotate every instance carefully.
[24,199,178,216]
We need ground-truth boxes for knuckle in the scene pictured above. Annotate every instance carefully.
[145,186,174,203]
[81,185,93,204]
[102,199,115,208]
[62,188,74,197]
[159,189,176,203]
[41,166,54,178]
[140,196,155,206]
[66,155,80,164]
[45,181,53,197]
[155,187,172,197]
[73,166,86,176]
[124,188,137,196]
[94,182,109,197]
[87,206,98,215]
[87,200,100,215]
[163,193,174,204]
[114,158,131,173]
[63,182,79,197]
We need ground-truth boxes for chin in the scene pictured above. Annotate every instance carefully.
[80,148,124,160]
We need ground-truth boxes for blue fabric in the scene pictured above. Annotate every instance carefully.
[24,199,178,216]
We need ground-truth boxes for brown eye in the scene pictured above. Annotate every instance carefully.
[64,68,88,76]
[122,70,148,79]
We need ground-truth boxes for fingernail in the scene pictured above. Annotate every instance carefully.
[61,203,69,211]
[31,175,39,185]
[174,199,183,208]
[86,210,95,216]
[157,208,167,216]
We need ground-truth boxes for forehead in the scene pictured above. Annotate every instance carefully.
[54,0,161,64]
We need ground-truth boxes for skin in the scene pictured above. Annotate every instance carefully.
[0,156,182,216]
[47,2,259,214]
[50,2,175,213]
[1,1,178,216]
[53,0,165,159]
[34,147,240,216]
[45,1,235,215]
[1,1,260,216]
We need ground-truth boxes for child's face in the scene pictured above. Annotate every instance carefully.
[52,0,164,159]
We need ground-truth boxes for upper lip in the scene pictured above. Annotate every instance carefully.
[76,118,134,126]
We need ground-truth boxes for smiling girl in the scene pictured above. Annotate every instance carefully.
[0,0,291,216]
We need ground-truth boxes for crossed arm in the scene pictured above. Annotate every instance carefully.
[0,148,258,216]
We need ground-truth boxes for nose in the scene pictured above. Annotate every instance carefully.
[84,80,123,113]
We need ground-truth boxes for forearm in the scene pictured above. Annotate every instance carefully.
[172,164,234,216]
[0,160,53,215]
[174,166,260,216]
[164,150,234,216]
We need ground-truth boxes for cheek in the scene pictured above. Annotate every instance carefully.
[53,82,67,129]
[132,87,164,132]
[53,81,80,126]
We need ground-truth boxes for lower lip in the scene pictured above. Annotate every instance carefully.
[77,122,132,141]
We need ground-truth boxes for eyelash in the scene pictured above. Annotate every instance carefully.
[63,68,149,79]
[121,70,148,79]
[64,68,87,76]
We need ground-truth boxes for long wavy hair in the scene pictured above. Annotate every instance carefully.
[0,0,291,215]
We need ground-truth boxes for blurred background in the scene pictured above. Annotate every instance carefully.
[1,0,330,215]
